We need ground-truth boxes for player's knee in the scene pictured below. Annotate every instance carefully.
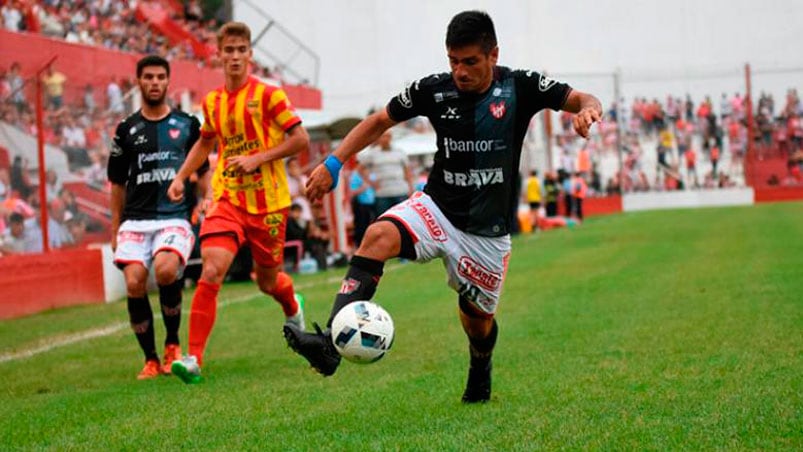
[154,266,178,286]
[199,262,226,284]
[125,274,147,297]
[358,221,401,259]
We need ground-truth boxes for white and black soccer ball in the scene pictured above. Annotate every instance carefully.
[330,301,395,364]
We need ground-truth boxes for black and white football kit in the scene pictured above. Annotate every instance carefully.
[108,110,208,268]
[381,67,571,314]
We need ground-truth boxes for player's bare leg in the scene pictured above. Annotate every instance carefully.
[253,263,305,331]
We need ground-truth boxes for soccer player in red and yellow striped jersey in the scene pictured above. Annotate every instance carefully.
[167,22,310,383]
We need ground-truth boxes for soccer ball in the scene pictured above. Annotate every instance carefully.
[330,301,395,364]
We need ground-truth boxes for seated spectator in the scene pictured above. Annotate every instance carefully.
[65,212,87,246]
[61,115,90,169]
[59,188,80,218]
[285,202,331,271]
[45,169,62,202]
[0,212,41,254]
[46,199,73,249]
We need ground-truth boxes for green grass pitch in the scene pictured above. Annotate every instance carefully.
[1,202,801,450]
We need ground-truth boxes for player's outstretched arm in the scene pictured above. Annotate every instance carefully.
[305,109,398,202]
[168,135,216,202]
[562,90,603,139]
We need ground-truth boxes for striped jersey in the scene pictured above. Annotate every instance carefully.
[200,76,302,214]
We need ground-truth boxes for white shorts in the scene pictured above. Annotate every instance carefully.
[114,219,195,270]
[380,192,511,315]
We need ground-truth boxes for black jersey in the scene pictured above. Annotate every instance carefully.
[387,66,571,236]
[107,110,208,221]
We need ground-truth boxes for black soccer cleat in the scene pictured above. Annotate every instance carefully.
[461,359,492,403]
[283,321,341,377]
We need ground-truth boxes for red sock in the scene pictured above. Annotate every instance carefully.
[268,272,298,317]
[188,280,220,366]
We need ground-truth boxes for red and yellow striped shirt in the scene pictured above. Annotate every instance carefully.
[201,76,302,214]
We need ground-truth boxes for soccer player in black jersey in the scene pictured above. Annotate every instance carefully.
[284,10,602,402]
[108,55,209,379]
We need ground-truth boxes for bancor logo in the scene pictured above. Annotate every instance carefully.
[443,137,494,158]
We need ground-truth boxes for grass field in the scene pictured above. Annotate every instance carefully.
[1,202,801,450]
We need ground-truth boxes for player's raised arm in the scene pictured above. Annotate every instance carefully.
[168,134,216,202]
[305,109,398,201]
[562,89,603,139]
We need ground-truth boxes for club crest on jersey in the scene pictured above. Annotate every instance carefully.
[490,101,506,119]
[246,99,260,116]
[168,128,180,140]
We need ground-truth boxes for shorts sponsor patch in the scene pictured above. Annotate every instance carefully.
[458,256,501,291]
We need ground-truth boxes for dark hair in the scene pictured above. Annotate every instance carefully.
[446,10,497,53]
[136,55,170,78]
[9,212,24,224]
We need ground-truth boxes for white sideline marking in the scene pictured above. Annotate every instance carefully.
[0,273,352,365]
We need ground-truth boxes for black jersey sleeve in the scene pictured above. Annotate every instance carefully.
[386,75,437,122]
[515,70,572,115]
[107,121,129,185]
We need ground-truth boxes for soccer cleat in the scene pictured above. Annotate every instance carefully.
[137,359,162,380]
[283,321,341,376]
[171,355,202,384]
[285,293,306,332]
[461,359,492,403]
[161,344,182,375]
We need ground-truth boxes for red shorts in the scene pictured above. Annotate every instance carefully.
[200,199,288,267]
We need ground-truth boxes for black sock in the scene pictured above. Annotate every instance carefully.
[468,320,498,367]
[159,279,183,346]
[128,295,158,362]
[327,256,384,327]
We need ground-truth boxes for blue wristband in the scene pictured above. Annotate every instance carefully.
[323,155,343,189]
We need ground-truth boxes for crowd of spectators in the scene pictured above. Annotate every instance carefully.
[0,160,90,255]
[2,0,211,63]
[549,88,803,195]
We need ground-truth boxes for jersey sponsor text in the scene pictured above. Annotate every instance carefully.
[136,167,177,184]
[442,168,504,188]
